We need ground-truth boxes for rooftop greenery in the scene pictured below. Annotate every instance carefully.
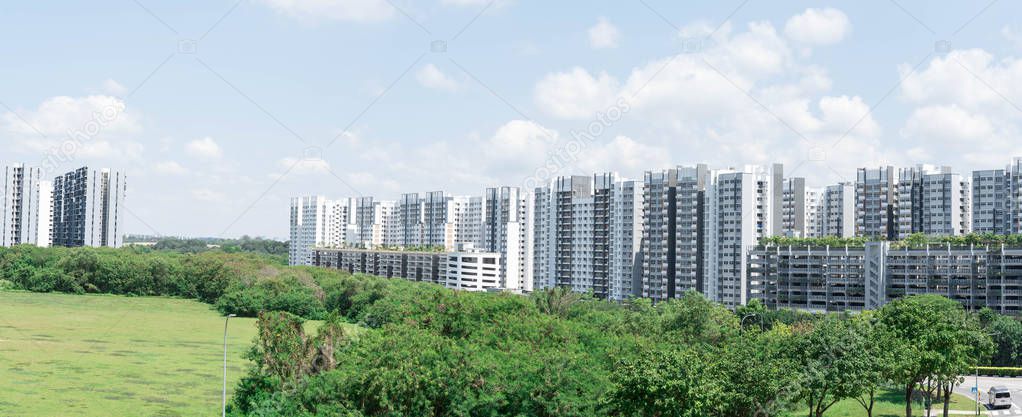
[761,233,1022,248]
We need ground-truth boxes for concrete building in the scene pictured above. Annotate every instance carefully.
[780,177,820,238]
[51,167,126,248]
[288,196,356,266]
[856,166,897,239]
[748,242,1022,314]
[482,186,528,292]
[704,165,778,308]
[532,173,644,300]
[640,165,708,301]
[445,245,503,292]
[1,164,49,247]
[896,165,970,238]
[312,246,506,292]
[355,197,398,248]
[973,169,1009,235]
[818,183,855,238]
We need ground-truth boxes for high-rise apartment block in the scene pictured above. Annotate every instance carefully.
[856,166,897,239]
[51,167,126,248]
[1,164,50,247]
[295,156,1022,312]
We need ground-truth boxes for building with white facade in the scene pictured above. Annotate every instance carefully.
[289,196,357,266]
[704,165,779,308]
[51,167,125,248]
[1,164,49,247]
[818,183,855,238]
[482,186,528,292]
[781,177,820,238]
[973,168,1009,235]
[444,244,503,292]
[895,165,970,238]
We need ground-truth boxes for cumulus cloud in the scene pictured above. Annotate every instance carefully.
[1,95,139,136]
[154,161,188,175]
[258,0,394,23]
[416,64,461,92]
[588,17,620,49]
[895,48,1022,164]
[185,137,223,159]
[534,68,619,119]
[784,8,851,45]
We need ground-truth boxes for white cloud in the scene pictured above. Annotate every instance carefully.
[588,17,620,49]
[258,0,394,23]
[784,8,851,45]
[154,161,188,175]
[903,105,993,140]
[192,188,227,202]
[441,0,512,7]
[279,156,332,175]
[1,95,139,136]
[534,67,619,119]
[415,64,461,92]
[101,79,128,96]
[185,137,223,159]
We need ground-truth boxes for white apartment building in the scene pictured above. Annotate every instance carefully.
[896,165,970,238]
[482,186,528,292]
[288,196,357,266]
[444,246,503,292]
[609,179,643,300]
[704,165,779,308]
[1,164,49,247]
[51,167,126,248]
[818,183,855,238]
[355,197,399,248]
[780,177,820,238]
[856,166,897,239]
[973,158,1022,235]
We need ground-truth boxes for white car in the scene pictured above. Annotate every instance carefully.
[988,386,1013,410]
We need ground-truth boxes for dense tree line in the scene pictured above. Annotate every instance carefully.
[133,236,289,263]
[229,285,1011,417]
[0,245,333,319]
[0,245,1019,416]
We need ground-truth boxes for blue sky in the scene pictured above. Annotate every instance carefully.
[2,0,1021,239]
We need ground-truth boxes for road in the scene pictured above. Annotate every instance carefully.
[954,376,1022,416]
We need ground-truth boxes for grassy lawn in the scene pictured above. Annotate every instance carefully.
[0,291,351,417]
[785,389,984,417]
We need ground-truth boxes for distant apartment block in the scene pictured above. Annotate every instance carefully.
[640,165,708,301]
[895,165,970,238]
[856,166,897,239]
[818,183,855,238]
[1,164,50,247]
[312,245,506,292]
[288,196,356,266]
[51,167,126,248]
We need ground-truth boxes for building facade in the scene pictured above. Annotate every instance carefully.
[51,167,125,248]
[1,164,49,247]
[856,166,897,240]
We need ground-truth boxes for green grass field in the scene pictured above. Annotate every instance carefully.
[0,291,333,417]
[784,389,982,417]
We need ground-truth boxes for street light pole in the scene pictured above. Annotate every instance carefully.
[223,313,237,417]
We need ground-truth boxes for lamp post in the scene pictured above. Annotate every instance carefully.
[976,331,1001,416]
[223,314,236,417]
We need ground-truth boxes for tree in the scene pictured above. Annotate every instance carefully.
[850,312,900,417]
[787,315,873,417]
[879,295,994,417]
[605,347,720,417]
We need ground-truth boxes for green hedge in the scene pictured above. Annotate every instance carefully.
[977,366,1022,377]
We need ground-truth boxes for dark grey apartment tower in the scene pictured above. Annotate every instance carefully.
[51,167,125,248]
[856,166,897,240]
[640,164,708,302]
